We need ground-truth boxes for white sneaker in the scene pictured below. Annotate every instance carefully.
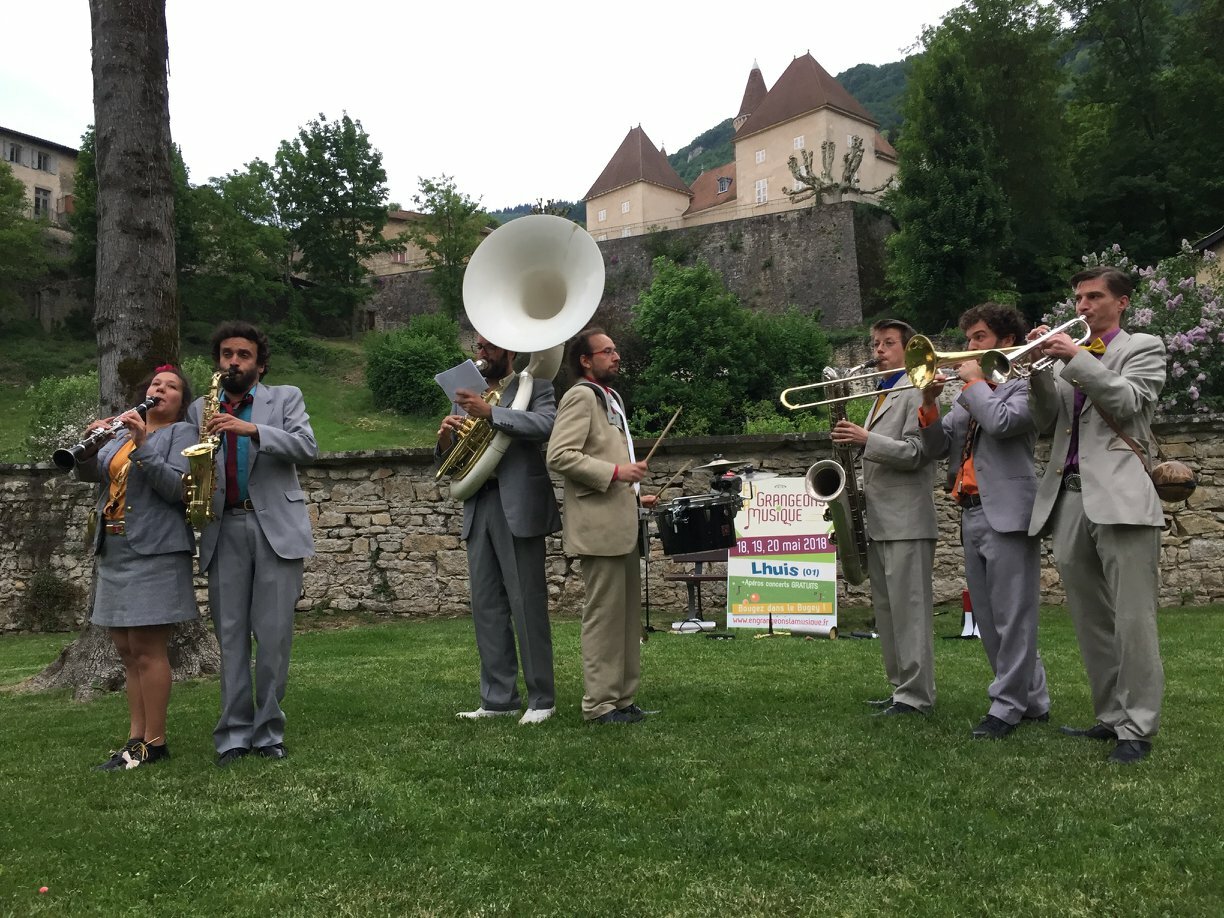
[518,707,556,726]
[456,707,518,720]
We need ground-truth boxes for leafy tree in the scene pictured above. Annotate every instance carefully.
[629,258,765,436]
[0,161,50,316]
[404,175,488,321]
[364,314,464,416]
[185,159,296,324]
[273,113,397,331]
[1057,0,1223,262]
[885,30,1011,329]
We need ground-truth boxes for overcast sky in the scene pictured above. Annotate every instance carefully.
[3,1,954,210]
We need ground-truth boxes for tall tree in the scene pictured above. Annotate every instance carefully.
[1057,0,1207,262]
[23,0,217,699]
[272,113,396,332]
[885,32,1011,329]
[404,175,488,321]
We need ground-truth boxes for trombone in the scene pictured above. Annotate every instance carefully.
[779,317,1091,411]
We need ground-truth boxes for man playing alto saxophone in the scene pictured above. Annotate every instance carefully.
[438,335,562,725]
[188,321,318,766]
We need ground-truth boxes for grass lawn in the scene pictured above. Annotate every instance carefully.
[1,605,1221,916]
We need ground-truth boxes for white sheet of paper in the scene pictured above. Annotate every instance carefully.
[434,360,489,404]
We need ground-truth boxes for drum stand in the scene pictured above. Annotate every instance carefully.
[640,516,665,636]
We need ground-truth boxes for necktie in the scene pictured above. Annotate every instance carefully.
[1082,338,1107,356]
[222,394,254,508]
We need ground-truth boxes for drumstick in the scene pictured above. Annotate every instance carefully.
[652,461,692,498]
[643,407,683,464]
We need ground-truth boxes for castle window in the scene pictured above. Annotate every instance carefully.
[755,149,766,164]
[598,209,607,222]
[794,135,805,150]
[5,142,22,164]
[35,151,52,171]
[621,201,630,214]
[596,233,608,242]
[33,187,51,217]
[717,176,731,194]
[621,227,632,238]
[391,249,408,264]
[754,179,768,204]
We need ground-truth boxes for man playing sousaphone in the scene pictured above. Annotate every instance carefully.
[437,334,562,725]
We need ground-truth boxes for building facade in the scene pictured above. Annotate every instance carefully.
[0,126,78,227]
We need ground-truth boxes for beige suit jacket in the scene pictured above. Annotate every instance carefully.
[1028,329,1166,535]
[546,383,640,557]
[861,383,938,541]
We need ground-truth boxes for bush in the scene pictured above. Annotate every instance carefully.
[16,569,83,632]
[364,316,464,416]
[23,372,99,463]
[268,327,332,371]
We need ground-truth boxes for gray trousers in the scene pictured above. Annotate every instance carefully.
[867,538,936,712]
[1051,491,1164,741]
[962,507,1050,724]
[466,488,555,712]
[208,507,303,753]
[578,551,641,720]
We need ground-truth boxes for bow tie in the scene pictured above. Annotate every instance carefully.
[1082,338,1107,356]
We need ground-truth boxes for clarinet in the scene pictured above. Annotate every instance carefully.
[52,396,161,471]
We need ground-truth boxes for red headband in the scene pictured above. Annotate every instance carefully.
[154,363,177,374]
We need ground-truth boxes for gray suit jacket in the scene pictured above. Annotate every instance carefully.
[188,382,318,570]
[861,383,937,541]
[1028,330,1166,535]
[438,376,562,541]
[75,422,197,555]
[920,378,1038,534]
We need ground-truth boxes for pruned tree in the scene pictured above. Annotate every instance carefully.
[784,137,894,205]
[17,0,218,700]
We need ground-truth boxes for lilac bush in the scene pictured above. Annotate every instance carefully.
[1045,242,1222,415]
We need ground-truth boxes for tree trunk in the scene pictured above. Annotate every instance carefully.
[19,0,218,696]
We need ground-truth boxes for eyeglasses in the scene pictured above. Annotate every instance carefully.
[588,346,618,357]
[471,342,500,354]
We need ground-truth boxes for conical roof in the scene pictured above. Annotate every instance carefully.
[583,125,692,201]
[734,52,877,139]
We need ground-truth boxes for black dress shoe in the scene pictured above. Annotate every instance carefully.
[594,710,638,724]
[254,743,287,760]
[616,706,646,723]
[972,715,1017,739]
[865,697,894,709]
[1022,711,1050,724]
[1059,722,1118,741]
[216,747,250,767]
[1108,739,1152,764]
[874,701,922,717]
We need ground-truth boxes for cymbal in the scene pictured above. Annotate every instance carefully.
[694,458,737,471]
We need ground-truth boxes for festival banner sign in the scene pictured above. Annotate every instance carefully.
[726,477,837,635]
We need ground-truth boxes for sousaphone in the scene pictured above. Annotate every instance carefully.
[440,214,604,501]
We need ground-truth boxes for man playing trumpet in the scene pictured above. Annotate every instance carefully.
[918,304,1050,739]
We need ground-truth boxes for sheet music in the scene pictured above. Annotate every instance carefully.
[434,360,488,404]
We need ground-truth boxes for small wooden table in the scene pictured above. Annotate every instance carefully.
[662,548,729,620]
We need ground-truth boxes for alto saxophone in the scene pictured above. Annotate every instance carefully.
[182,371,223,529]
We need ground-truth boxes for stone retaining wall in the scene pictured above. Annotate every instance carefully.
[2,418,1220,632]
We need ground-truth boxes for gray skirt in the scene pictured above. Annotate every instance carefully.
[91,532,199,628]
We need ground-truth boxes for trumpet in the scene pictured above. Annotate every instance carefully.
[53,396,161,471]
[977,317,1092,380]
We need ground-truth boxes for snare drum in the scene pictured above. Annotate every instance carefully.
[655,493,742,556]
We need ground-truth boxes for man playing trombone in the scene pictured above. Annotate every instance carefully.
[1028,266,1167,765]
[831,320,938,717]
[918,304,1050,739]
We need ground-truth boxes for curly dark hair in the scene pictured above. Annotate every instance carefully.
[210,321,270,378]
[959,302,1029,348]
[1069,265,1134,299]
[566,326,608,379]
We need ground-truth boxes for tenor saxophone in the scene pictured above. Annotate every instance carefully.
[182,371,223,529]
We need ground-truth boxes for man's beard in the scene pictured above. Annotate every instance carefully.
[220,366,259,394]
[590,364,618,385]
[483,353,512,383]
